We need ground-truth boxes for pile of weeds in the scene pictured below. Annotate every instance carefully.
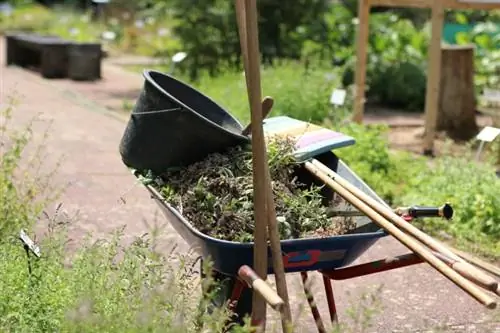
[151,137,355,242]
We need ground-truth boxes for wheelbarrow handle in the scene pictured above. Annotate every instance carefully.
[395,203,454,220]
[238,265,284,312]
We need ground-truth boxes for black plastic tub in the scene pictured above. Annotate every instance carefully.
[119,70,250,173]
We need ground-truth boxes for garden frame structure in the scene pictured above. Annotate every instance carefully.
[352,0,500,155]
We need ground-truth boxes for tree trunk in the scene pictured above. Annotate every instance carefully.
[437,44,478,141]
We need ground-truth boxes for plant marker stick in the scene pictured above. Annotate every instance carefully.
[310,159,499,293]
[243,0,292,331]
[304,161,496,309]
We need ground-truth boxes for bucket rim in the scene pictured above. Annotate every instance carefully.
[142,69,250,142]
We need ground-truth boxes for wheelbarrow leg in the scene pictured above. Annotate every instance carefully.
[322,275,338,324]
[228,278,246,313]
[301,272,327,333]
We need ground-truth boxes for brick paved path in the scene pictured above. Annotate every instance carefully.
[1,37,498,332]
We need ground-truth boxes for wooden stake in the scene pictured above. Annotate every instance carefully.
[236,0,292,330]
[304,161,496,309]
[352,0,371,123]
[238,0,268,325]
[422,0,445,155]
[243,1,292,331]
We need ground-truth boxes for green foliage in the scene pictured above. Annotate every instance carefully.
[455,21,500,91]
[190,61,346,125]
[401,155,500,257]
[370,61,427,111]
[0,222,237,332]
[0,3,53,32]
[334,123,424,205]
[167,0,331,79]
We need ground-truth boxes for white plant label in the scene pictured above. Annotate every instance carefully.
[330,89,346,106]
[477,126,500,142]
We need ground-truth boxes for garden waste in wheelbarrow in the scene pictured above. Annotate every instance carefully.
[119,71,494,327]
[118,70,392,319]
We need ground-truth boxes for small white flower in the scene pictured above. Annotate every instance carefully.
[146,16,155,25]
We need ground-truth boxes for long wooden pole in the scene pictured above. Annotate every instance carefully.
[304,161,497,309]
[309,158,499,292]
[450,247,500,278]
[244,0,292,330]
[238,0,268,325]
[238,0,292,330]
[422,0,445,155]
[352,0,371,123]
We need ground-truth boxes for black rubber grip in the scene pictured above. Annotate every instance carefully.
[408,203,453,220]
[408,206,440,218]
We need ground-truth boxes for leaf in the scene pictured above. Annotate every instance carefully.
[455,12,468,25]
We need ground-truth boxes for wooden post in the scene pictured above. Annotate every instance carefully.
[422,1,445,156]
[352,0,371,123]
[437,44,478,140]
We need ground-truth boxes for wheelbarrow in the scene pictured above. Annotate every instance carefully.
[119,71,496,329]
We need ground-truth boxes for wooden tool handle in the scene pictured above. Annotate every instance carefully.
[433,251,500,292]
[304,161,497,309]
[239,265,284,311]
[451,262,499,291]
[242,96,274,136]
[451,247,500,278]
[310,159,499,293]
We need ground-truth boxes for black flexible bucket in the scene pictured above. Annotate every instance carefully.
[119,70,250,173]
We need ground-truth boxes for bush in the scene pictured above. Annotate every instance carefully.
[371,61,426,111]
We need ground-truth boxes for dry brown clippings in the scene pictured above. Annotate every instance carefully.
[153,136,356,242]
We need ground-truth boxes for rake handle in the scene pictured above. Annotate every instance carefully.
[304,161,496,310]
[310,159,499,293]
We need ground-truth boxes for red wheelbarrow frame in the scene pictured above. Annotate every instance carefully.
[227,214,425,332]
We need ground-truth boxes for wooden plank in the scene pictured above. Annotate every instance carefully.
[370,0,432,8]
[353,0,371,123]
[423,1,445,155]
[371,0,500,9]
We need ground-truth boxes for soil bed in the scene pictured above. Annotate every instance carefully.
[148,137,356,242]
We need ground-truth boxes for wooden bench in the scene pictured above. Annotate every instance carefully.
[6,32,102,81]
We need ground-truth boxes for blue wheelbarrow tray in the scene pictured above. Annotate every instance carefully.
[137,116,389,277]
